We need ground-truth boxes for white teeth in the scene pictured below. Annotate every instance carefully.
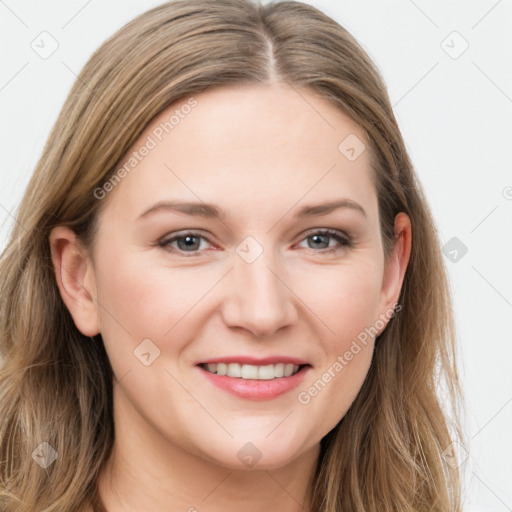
[205,363,217,374]
[203,362,301,379]
[274,363,284,378]
[241,364,258,379]
[257,365,275,380]
[227,362,241,377]
[283,363,295,377]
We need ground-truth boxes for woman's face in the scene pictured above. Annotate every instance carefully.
[57,83,409,470]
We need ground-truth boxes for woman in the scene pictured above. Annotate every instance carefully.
[0,0,464,510]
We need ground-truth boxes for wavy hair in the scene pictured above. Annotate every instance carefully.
[0,1,464,510]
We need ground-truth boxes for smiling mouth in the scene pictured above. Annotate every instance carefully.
[198,362,309,380]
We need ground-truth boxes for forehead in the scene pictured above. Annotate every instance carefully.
[102,83,377,222]
[162,83,366,160]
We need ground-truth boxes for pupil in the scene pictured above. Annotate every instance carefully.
[179,236,199,250]
[310,234,327,249]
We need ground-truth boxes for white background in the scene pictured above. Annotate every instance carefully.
[1,1,511,509]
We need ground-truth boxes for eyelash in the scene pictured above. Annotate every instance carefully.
[158,229,352,257]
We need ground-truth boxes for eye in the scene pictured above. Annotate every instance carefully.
[158,231,212,256]
[297,229,352,254]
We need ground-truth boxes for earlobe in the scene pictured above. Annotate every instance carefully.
[377,212,412,330]
[49,226,100,337]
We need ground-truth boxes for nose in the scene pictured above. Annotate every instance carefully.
[220,244,298,337]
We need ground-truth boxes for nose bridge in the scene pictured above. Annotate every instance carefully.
[222,239,296,335]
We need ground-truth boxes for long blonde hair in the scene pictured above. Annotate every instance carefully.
[0,1,464,510]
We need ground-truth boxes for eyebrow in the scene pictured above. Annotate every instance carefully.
[136,198,367,221]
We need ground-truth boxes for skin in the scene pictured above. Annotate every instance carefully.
[50,83,411,512]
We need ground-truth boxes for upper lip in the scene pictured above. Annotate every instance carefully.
[196,356,311,366]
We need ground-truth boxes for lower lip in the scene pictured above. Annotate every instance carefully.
[197,365,311,400]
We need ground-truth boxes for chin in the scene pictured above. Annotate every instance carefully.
[197,439,308,471]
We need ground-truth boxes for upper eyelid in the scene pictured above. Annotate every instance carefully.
[160,230,214,245]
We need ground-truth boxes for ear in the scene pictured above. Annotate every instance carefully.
[376,212,412,329]
[49,226,100,337]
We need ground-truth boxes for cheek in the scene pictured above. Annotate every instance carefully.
[322,263,382,373]
[294,260,383,343]
[293,262,381,428]
[93,253,218,363]
[96,251,194,324]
